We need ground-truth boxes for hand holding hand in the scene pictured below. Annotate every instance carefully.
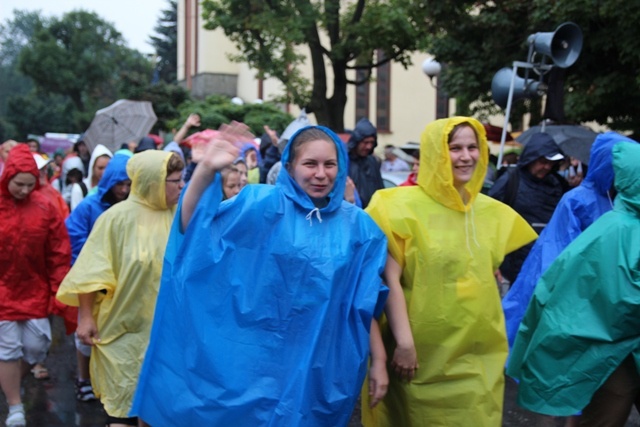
[390,344,418,381]
[368,358,389,408]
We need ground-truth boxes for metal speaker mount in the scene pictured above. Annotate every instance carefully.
[491,67,547,109]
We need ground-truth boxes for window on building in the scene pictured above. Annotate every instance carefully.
[376,49,391,132]
[355,69,370,122]
[436,89,450,119]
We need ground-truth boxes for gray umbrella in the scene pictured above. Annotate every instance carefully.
[83,100,157,153]
[516,124,598,165]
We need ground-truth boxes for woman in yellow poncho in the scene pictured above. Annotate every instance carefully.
[361,117,537,426]
[57,150,185,427]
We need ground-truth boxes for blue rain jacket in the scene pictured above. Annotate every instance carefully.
[65,154,130,264]
[502,132,636,348]
[132,126,388,426]
[506,141,640,415]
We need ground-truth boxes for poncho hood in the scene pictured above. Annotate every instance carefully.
[84,144,113,189]
[97,153,130,202]
[240,143,263,166]
[417,116,488,212]
[613,141,640,216]
[348,118,377,154]
[60,156,85,186]
[163,141,185,163]
[127,150,172,211]
[585,131,635,195]
[277,125,347,214]
[0,144,39,197]
[518,133,563,167]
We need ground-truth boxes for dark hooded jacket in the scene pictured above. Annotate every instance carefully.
[489,132,568,281]
[347,118,384,208]
[0,144,71,320]
[65,154,131,264]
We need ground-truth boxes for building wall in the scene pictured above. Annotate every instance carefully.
[178,0,449,150]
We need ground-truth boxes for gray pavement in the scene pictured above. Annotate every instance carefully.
[1,316,639,426]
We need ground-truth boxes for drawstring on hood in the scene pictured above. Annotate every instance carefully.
[305,207,323,226]
[463,206,481,254]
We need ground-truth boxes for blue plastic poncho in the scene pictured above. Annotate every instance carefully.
[361,117,537,427]
[132,126,388,426]
[506,141,640,415]
[502,132,636,348]
[65,153,130,264]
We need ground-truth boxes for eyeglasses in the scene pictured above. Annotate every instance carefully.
[165,178,184,184]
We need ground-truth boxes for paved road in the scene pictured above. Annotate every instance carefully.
[1,317,639,426]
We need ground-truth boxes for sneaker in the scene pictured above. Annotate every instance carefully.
[6,406,26,427]
[75,379,97,402]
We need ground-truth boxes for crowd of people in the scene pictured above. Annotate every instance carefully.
[0,111,638,427]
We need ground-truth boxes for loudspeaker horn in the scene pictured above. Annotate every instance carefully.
[527,22,583,68]
[491,68,547,109]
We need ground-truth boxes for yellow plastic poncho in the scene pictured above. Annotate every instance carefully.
[362,117,536,427]
[57,150,176,418]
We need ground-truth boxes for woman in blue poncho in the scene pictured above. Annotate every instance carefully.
[132,124,389,427]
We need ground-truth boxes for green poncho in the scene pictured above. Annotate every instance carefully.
[507,141,640,415]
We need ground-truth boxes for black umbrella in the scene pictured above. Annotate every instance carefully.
[516,124,598,165]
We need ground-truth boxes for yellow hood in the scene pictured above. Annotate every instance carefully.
[127,150,172,211]
[418,117,488,212]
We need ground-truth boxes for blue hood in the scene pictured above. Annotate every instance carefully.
[277,125,347,213]
[97,154,131,202]
[584,131,636,196]
[240,143,263,167]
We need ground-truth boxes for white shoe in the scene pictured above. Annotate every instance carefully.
[6,407,26,427]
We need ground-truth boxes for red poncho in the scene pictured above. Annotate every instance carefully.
[0,144,71,321]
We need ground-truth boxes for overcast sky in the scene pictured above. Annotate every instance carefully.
[0,0,169,54]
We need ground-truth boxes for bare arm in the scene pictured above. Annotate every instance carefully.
[77,292,100,346]
[384,254,419,381]
[173,113,201,144]
[368,319,389,407]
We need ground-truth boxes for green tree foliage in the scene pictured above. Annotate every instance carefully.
[0,11,43,120]
[6,91,76,136]
[171,96,293,137]
[200,0,428,131]
[150,0,178,83]
[120,74,190,132]
[17,10,153,127]
[427,0,640,134]
[1,8,190,139]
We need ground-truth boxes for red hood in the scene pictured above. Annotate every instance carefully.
[0,144,39,197]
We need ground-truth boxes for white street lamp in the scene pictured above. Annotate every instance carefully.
[422,58,442,88]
